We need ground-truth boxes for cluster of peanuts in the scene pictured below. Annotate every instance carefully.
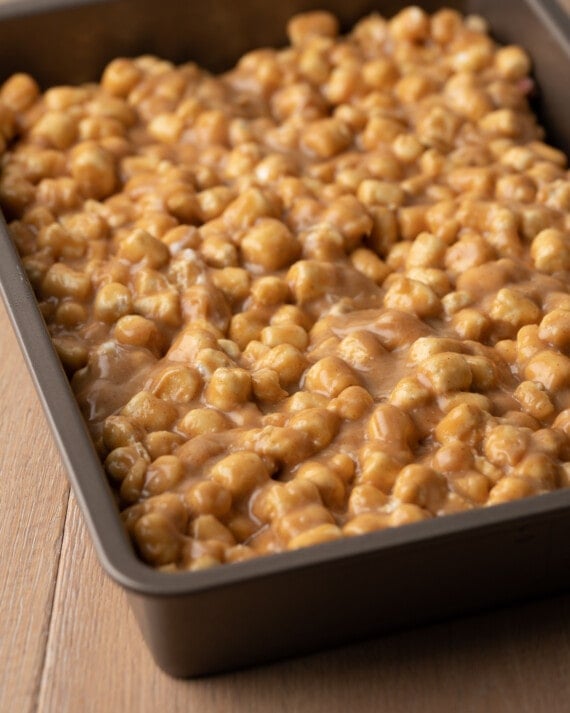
[2,7,570,571]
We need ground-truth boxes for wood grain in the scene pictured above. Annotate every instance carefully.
[0,301,69,713]
[29,495,570,713]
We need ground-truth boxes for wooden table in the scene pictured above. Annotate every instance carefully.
[3,298,570,713]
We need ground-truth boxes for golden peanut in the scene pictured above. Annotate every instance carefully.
[94,282,132,322]
[241,218,300,271]
[487,476,537,505]
[489,288,541,333]
[229,311,266,350]
[205,367,252,410]
[185,480,232,518]
[432,442,474,473]
[324,65,364,105]
[495,45,531,80]
[261,324,309,351]
[187,554,223,571]
[251,368,288,404]
[178,407,230,437]
[144,455,184,496]
[120,462,148,505]
[347,483,389,516]
[212,267,250,304]
[465,355,497,391]
[274,503,335,543]
[210,452,269,498]
[42,263,91,300]
[114,314,160,351]
[389,377,431,411]
[301,118,352,159]
[304,356,359,397]
[452,308,490,341]
[357,179,404,208]
[70,142,117,199]
[389,5,429,41]
[133,512,181,566]
[1,72,39,112]
[406,267,450,297]
[322,194,373,249]
[271,305,313,331]
[359,450,403,494]
[255,425,317,466]
[259,344,307,387]
[53,335,88,371]
[144,431,184,460]
[384,276,441,318]
[150,365,202,403]
[118,228,170,268]
[417,105,460,151]
[393,464,447,513]
[121,391,177,433]
[104,445,148,483]
[224,545,256,564]
[145,492,188,534]
[418,352,472,394]
[344,512,391,536]
[524,350,570,391]
[538,309,570,349]
[516,324,545,363]
[479,109,523,137]
[31,111,78,149]
[201,234,238,268]
[531,229,570,272]
[287,524,343,550]
[101,58,142,97]
[336,330,386,370]
[287,259,337,303]
[329,385,374,420]
[515,452,559,490]
[389,503,430,527]
[367,404,416,450]
[435,403,485,445]
[287,10,339,45]
[408,337,464,364]
[103,416,145,451]
[251,275,290,306]
[284,391,328,413]
[452,472,490,504]
[484,425,530,468]
[406,232,447,269]
[192,514,236,546]
[296,462,346,509]
[350,248,390,285]
[38,222,85,259]
[289,407,340,451]
[54,301,87,328]
[514,380,554,420]
[252,479,321,523]
[440,392,492,415]
[223,187,277,229]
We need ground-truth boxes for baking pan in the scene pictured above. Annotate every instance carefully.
[1,0,570,678]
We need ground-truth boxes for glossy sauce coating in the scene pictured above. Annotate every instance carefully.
[2,7,570,571]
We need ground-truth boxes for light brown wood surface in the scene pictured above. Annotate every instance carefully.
[3,299,570,713]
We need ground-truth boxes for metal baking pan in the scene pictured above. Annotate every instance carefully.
[1,0,570,678]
